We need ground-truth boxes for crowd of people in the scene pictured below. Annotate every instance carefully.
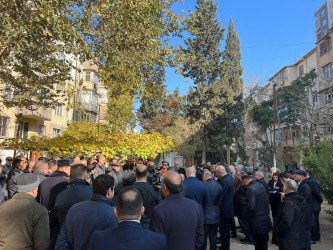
[0,155,323,250]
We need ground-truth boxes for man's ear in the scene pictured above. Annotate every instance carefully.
[140,206,145,216]
[114,207,118,217]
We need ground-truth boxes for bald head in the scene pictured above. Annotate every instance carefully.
[34,160,49,174]
[135,164,148,180]
[162,171,182,196]
[116,187,143,220]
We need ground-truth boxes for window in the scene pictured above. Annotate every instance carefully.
[322,9,326,17]
[320,38,331,56]
[299,65,304,77]
[326,126,333,134]
[322,19,327,26]
[15,121,29,138]
[0,117,10,137]
[325,90,333,104]
[312,91,318,103]
[85,71,91,82]
[55,105,63,117]
[280,72,286,85]
[275,130,280,141]
[39,125,46,136]
[323,64,333,80]
[53,128,61,138]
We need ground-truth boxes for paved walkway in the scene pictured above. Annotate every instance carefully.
[214,201,333,250]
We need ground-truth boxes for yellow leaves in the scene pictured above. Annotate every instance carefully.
[2,121,175,159]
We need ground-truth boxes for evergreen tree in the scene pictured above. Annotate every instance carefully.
[209,17,244,164]
[182,0,226,163]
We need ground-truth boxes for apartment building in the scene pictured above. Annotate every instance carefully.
[315,0,333,41]
[0,57,107,160]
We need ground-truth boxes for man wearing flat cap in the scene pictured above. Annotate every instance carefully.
[37,159,71,248]
[108,162,135,203]
[0,173,50,249]
[294,169,314,250]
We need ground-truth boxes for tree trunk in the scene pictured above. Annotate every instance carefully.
[227,145,231,165]
[202,134,206,164]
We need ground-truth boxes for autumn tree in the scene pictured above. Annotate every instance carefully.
[81,0,182,131]
[0,0,92,109]
[182,0,226,163]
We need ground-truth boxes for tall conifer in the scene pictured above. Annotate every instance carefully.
[182,0,225,163]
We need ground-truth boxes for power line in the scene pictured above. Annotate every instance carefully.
[242,42,314,49]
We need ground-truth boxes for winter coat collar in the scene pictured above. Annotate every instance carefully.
[90,194,115,207]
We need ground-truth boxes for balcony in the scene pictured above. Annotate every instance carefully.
[16,107,52,121]
[79,102,98,113]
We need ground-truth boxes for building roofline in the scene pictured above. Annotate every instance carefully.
[292,47,317,66]
[268,66,290,81]
[314,1,327,16]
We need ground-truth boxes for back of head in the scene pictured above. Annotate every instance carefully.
[48,159,57,169]
[34,160,48,173]
[70,164,87,180]
[203,171,212,181]
[16,173,40,194]
[162,171,183,194]
[241,174,253,181]
[135,164,148,178]
[93,174,115,195]
[116,186,143,220]
[284,179,298,193]
[216,165,226,174]
[186,166,196,176]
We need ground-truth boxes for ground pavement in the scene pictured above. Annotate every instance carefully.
[214,201,333,250]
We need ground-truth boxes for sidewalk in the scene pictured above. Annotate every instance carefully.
[215,202,333,250]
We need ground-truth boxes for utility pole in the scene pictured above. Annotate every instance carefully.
[272,83,277,172]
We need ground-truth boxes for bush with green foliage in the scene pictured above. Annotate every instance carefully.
[303,141,333,209]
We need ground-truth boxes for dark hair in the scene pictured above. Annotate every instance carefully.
[163,177,183,194]
[305,169,312,176]
[288,170,294,174]
[13,156,25,168]
[70,164,87,179]
[135,165,148,177]
[241,174,253,181]
[87,162,98,173]
[48,159,57,169]
[280,172,289,179]
[162,161,169,167]
[38,157,49,162]
[272,172,282,183]
[116,187,143,220]
[93,174,115,195]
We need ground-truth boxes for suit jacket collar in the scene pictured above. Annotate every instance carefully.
[118,221,142,229]
[164,192,183,201]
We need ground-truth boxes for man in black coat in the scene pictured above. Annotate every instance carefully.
[272,179,307,250]
[254,170,269,199]
[216,165,234,250]
[89,187,167,250]
[203,171,222,250]
[242,175,272,250]
[36,159,71,248]
[306,170,323,243]
[132,164,161,229]
[55,164,93,226]
[150,171,204,250]
[294,169,314,250]
[7,156,27,199]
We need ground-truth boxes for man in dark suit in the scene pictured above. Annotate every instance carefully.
[306,170,323,243]
[216,165,234,250]
[89,186,167,250]
[133,164,161,228]
[150,171,204,250]
[36,159,71,248]
[183,166,209,221]
[54,164,93,226]
[254,170,269,199]
[203,171,222,250]
[294,169,314,250]
[242,174,272,250]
